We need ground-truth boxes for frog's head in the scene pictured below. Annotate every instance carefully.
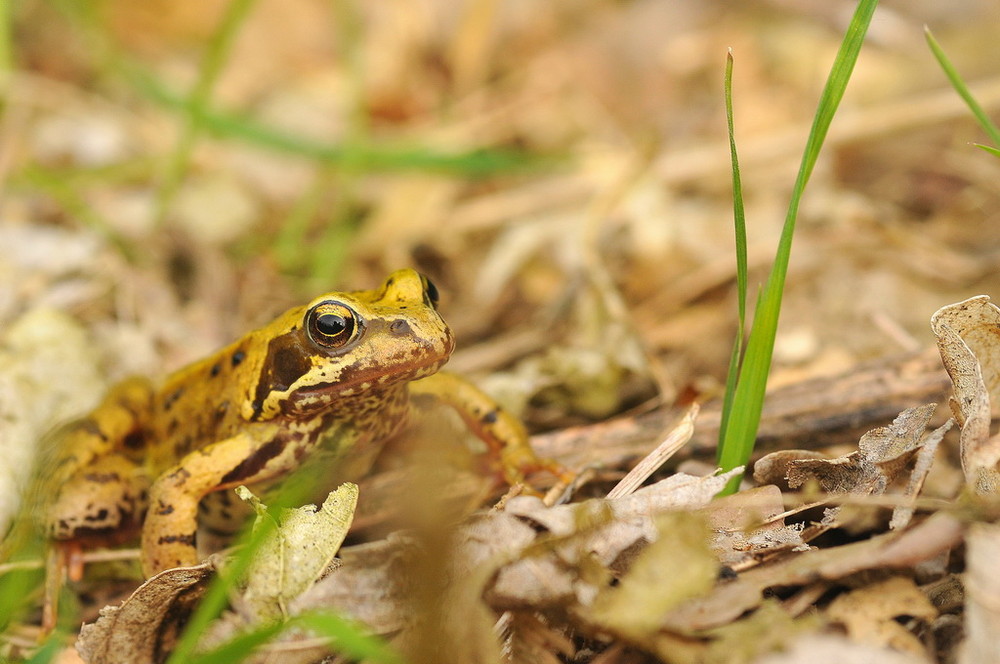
[244,269,454,421]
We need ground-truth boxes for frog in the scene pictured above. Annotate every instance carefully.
[38,268,566,580]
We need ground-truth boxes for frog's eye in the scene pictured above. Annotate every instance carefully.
[306,302,359,349]
[421,275,440,309]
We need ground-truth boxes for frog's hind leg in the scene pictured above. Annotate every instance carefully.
[41,453,149,633]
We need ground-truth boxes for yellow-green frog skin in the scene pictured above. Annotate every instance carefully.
[41,269,563,577]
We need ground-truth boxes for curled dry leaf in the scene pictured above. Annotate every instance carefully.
[931,296,1000,493]
[235,483,359,624]
[75,564,214,664]
[783,404,936,495]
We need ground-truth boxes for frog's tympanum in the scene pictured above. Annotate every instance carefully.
[40,269,563,577]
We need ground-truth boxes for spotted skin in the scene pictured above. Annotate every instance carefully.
[40,269,563,578]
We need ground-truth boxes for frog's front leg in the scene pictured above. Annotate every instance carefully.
[408,371,570,487]
[140,430,274,576]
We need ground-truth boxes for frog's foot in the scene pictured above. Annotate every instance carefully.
[498,446,576,503]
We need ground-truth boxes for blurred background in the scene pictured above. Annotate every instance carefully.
[2,0,999,435]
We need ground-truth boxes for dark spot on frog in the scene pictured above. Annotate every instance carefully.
[163,388,185,411]
[176,435,194,456]
[221,439,285,484]
[220,509,232,520]
[155,501,174,516]
[123,430,145,450]
[166,467,192,486]
[210,362,222,377]
[389,319,412,335]
[84,508,110,522]
[158,532,197,546]
[252,331,313,415]
[481,410,498,425]
[214,401,229,422]
[232,350,246,367]
[166,418,179,436]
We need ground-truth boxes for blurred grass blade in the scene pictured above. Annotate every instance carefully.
[717,0,879,492]
[125,65,545,175]
[925,26,1000,147]
[0,0,11,76]
[187,622,286,664]
[293,611,403,663]
[153,0,260,227]
[718,48,749,463]
[976,144,1000,157]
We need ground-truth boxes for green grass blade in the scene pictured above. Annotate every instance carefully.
[925,27,1000,147]
[292,611,404,663]
[718,49,749,463]
[124,65,547,175]
[153,0,260,227]
[975,143,1000,157]
[0,0,12,76]
[717,0,879,492]
[186,621,287,664]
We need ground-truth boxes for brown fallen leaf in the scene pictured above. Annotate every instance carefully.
[705,485,807,568]
[783,403,936,495]
[960,522,1000,664]
[75,564,214,664]
[826,576,937,655]
[588,512,716,641]
[660,511,963,632]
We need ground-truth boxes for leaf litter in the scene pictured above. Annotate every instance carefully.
[5,3,1000,662]
[63,294,1000,663]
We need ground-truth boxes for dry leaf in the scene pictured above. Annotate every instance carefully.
[753,634,931,664]
[701,600,816,664]
[589,512,716,640]
[706,485,807,567]
[291,533,417,633]
[826,576,936,655]
[889,418,953,530]
[236,483,358,624]
[661,512,963,632]
[783,404,936,495]
[931,296,1000,493]
[76,564,214,664]
[960,522,1000,664]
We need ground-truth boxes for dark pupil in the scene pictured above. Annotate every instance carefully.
[316,313,347,337]
[424,277,439,306]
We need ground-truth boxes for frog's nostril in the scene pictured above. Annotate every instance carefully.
[389,319,412,335]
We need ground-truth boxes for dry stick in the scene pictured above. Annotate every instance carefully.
[606,403,699,499]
